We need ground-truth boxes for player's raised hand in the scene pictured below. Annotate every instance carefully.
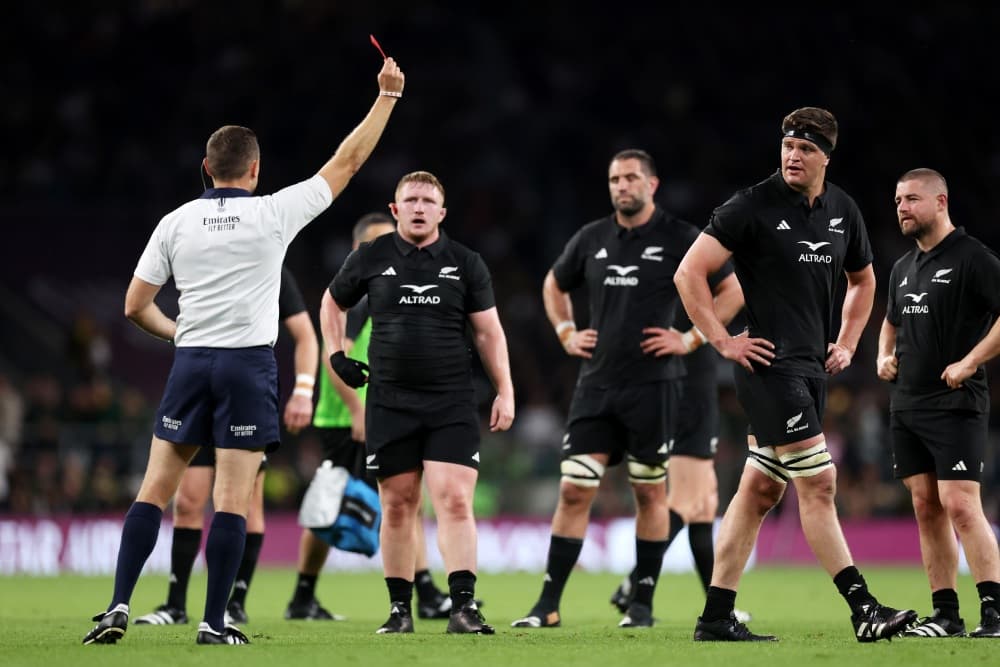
[715,330,775,372]
[378,57,405,97]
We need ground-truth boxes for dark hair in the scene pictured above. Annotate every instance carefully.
[610,149,657,177]
[781,108,838,151]
[395,171,445,203]
[352,212,395,242]
[205,125,259,181]
[898,168,949,195]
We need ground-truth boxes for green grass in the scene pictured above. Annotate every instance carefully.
[0,567,996,667]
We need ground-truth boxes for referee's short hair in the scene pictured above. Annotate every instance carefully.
[352,212,395,242]
[610,149,657,178]
[395,171,446,204]
[205,125,260,181]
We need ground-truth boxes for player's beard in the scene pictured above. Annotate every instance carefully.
[900,215,933,240]
[614,195,644,216]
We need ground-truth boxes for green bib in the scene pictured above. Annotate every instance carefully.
[312,318,372,427]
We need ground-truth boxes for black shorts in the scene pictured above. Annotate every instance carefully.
[734,368,826,447]
[317,426,375,488]
[891,409,987,482]
[672,380,718,459]
[188,446,268,472]
[565,381,679,467]
[364,385,480,479]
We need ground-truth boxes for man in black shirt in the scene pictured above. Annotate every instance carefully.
[609,272,752,624]
[512,149,742,630]
[877,168,1000,639]
[675,107,915,642]
[326,171,514,635]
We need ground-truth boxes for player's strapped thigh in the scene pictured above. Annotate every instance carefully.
[747,440,834,482]
[891,409,987,482]
[615,381,676,483]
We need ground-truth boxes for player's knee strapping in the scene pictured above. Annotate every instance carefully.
[747,441,833,481]
[560,454,606,487]
[778,441,833,478]
[627,455,667,484]
[747,444,789,483]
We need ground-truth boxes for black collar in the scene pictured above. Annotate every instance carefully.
[393,230,448,257]
[770,170,826,210]
[919,226,966,261]
[200,187,253,199]
[615,207,665,239]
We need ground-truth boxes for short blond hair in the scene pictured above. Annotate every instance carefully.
[394,171,445,204]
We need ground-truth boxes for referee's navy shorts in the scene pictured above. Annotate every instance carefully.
[154,346,280,452]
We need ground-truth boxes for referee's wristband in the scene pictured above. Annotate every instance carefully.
[681,327,707,353]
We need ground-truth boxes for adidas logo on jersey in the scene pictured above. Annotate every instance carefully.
[595,248,608,259]
[952,460,968,472]
[382,266,397,276]
[899,276,908,288]
[776,220,791,230]
[472,452,480,463]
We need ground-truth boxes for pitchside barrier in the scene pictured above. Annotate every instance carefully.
[0,513,980,576]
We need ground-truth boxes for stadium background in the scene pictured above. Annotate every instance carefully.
[1,3,999,571]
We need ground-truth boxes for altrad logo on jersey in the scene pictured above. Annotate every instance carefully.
[399,284,441,304]
[902,292,929,314]
[797,240,832,263]
[604,265,639,286]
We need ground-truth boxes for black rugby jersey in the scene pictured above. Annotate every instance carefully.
[278,266,307,320]
[330,231,495,392]
[886,227,1000,412]
[551,207,699,388]
[704,171,873,377]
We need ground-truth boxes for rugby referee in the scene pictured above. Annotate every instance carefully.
[82,56,404,646]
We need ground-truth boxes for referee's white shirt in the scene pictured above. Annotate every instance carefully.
[134,174,332,348]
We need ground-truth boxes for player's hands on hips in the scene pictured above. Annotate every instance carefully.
[876,354,898,382]
[378,57,405,96]
[941,358,976,388]
[825,342,853,376]
[283,394,313,434]
[563,328,597,358]
[490,392,515,432]
[330,351,370,388]
[640,327,687,357]
[716,331,775,372]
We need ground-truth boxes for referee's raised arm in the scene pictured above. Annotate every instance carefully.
[318,57,405,199]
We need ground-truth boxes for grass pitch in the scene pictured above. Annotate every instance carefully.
[1,566,996,667]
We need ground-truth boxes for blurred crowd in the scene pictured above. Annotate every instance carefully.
[3,3,1000,519]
